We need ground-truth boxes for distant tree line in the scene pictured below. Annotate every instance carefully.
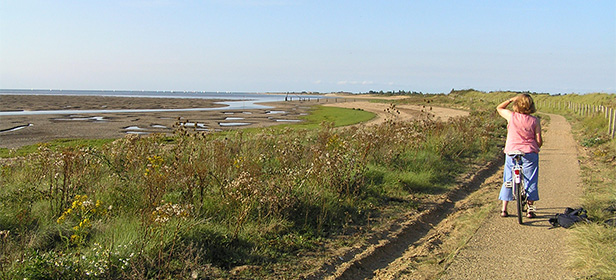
[448,88,550,95]
[362,90,425,95]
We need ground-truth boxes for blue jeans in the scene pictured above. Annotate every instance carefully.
[499,153,539,201]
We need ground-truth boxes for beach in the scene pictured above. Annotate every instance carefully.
[0,94,317,149]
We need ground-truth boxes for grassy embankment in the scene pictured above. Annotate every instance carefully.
[0,99,505,279]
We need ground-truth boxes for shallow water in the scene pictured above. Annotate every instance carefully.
[219,122,251,127]
[266,110,286,114]
[0,90,330,116]
[0,124,32,133]
[54,116,106,121]
[0,101,270,116]
[275,119,302,122]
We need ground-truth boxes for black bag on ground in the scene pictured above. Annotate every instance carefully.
[549,207,589,228]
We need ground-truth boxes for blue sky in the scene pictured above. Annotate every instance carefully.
[1,0,614,94]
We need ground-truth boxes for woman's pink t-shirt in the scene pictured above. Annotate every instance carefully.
[504,112,540,154]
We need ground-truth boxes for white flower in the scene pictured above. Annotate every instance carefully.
[82,199,94,208]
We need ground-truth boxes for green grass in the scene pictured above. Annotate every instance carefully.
[569,223,616,278]
[569,135,616,278]
[243,105,375,133]
[283,105,375,130]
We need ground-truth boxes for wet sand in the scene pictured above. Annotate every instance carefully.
[0,95,320,149]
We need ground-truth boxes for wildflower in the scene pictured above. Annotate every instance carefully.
[82,199,94,208]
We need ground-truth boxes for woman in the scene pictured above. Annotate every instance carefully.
[496,94,543,218]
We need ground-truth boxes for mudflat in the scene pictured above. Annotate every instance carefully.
[1,94,469,150]
[0,95,316,149]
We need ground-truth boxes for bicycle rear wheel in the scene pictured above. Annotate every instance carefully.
[516,183,524,224]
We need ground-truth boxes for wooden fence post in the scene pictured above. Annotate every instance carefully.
[608,107,612,137]
[609,108,616,139]
[612,109,616,139]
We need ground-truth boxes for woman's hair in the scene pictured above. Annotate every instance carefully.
[513,94,536,114]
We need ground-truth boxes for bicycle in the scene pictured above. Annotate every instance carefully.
[508,151,527,224]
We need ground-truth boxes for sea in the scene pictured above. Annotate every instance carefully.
[0,89,328,116]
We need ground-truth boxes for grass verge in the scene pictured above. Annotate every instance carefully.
[568,121,616,279]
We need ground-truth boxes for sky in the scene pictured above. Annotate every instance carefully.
[1,0,615,94]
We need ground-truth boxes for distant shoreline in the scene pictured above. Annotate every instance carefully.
[0,94,319,149]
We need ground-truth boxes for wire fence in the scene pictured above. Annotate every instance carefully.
[538,101,616,139]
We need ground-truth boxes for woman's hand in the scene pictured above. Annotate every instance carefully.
[496,97,515,121]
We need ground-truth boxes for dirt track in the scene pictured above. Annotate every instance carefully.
[310,111,582,279]
[323,101,468,125]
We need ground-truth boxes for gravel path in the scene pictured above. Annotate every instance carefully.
[440,113,582,279]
